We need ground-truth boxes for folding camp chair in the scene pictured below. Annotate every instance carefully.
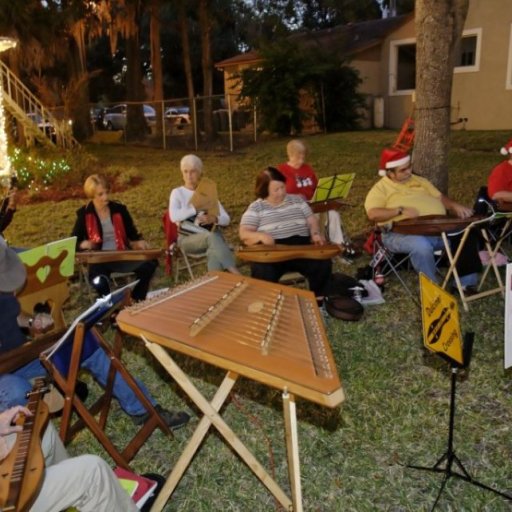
[162,210,208,282]
[473,186,512,259]
[40,282,173,469]
[363,228,417,303]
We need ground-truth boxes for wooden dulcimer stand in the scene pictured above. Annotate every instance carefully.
[117,272,345,512]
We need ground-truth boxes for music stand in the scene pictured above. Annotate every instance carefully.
[310,172,355,204]
[40,281,173,469]
[407,332,512,510]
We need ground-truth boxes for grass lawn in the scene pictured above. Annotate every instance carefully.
[7,130,512,511]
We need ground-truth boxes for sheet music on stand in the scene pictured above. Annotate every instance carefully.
[43,280,138,361]
[310,173,355,203]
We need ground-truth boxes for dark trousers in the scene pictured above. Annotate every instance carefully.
[88,259,158,301]
[249,236,332,297]
[250,258,332,297]
[447,229,483,277]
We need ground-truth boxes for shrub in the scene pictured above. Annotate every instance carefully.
[10,147,101,191]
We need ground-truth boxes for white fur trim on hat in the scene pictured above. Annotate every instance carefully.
[385,154,411,169]
[500,147,512,156]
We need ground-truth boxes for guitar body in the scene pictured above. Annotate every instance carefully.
[0,380,49,512]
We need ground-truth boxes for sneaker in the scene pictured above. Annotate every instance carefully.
[462,285,478,297]
[450,285,478,297]
[342,243,361,260]
[132,405,190,430]
[318,303,330,325]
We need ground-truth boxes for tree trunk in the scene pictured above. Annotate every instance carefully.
[198,0,214,141]
[178,0,195,103]
[149,0,164,136]
[125,28,147,141]
[414,0,469,193]
[67,38,92,142]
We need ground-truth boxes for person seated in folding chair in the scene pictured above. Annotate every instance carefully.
[277,139,357,260]
[364,148,481,294]
[239,166,332,305]
[0,238,190,429]
[169,154,240,275]
[71,174,158,301]
[487,138,512,203]
[0,405,138,512]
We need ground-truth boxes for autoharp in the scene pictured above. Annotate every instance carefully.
[75,248,162,264]
[391,214,484,236]
[117,272,344,407]
[236,243,341,263]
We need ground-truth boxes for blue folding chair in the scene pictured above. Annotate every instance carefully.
[40,282,173,469]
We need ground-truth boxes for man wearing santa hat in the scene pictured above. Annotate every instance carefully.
[487,139,512,202]
[364,148,481,293]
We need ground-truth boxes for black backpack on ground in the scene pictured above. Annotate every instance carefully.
[323,273,365,321]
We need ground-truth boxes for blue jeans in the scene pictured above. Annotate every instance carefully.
[0,373,32,409]
[1,349,156,416]
[382,232,478,287]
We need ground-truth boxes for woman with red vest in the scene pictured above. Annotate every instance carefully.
[71,174,158,301]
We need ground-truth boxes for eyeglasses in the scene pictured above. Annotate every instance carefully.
[392,165,412,174]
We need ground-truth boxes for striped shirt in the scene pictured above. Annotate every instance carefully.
[240,195,313,240]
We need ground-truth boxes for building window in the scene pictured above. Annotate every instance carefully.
[389,38,416,96]
[454,28,481,73]
[457,36,476,66]
[396,44,416,91]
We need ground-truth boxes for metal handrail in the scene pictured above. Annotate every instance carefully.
[0,59,77,148]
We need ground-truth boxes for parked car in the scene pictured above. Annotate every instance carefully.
[164,106,191,126]
[27,112,56,140]
[103,104,156,132]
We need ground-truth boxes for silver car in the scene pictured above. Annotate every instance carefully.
[103,104,156,131]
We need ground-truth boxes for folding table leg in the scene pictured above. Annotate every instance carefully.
[283,391,303,512]
[144,340,293,512]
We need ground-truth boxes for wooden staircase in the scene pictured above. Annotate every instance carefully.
[0,60,78,149]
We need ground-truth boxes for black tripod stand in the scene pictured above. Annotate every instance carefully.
[408,333,512,510]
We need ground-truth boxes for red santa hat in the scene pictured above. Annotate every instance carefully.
[378,148,411,177]
[500,139,512,156]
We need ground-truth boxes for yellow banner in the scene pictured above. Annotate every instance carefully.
[420,273,463,365]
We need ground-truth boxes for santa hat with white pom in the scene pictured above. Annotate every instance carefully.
[500,139,512,156]
[378,148,411,177]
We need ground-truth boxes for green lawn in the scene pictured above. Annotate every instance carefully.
[8,130,512,511]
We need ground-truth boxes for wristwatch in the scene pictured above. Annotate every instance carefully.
[397,206,404,215]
